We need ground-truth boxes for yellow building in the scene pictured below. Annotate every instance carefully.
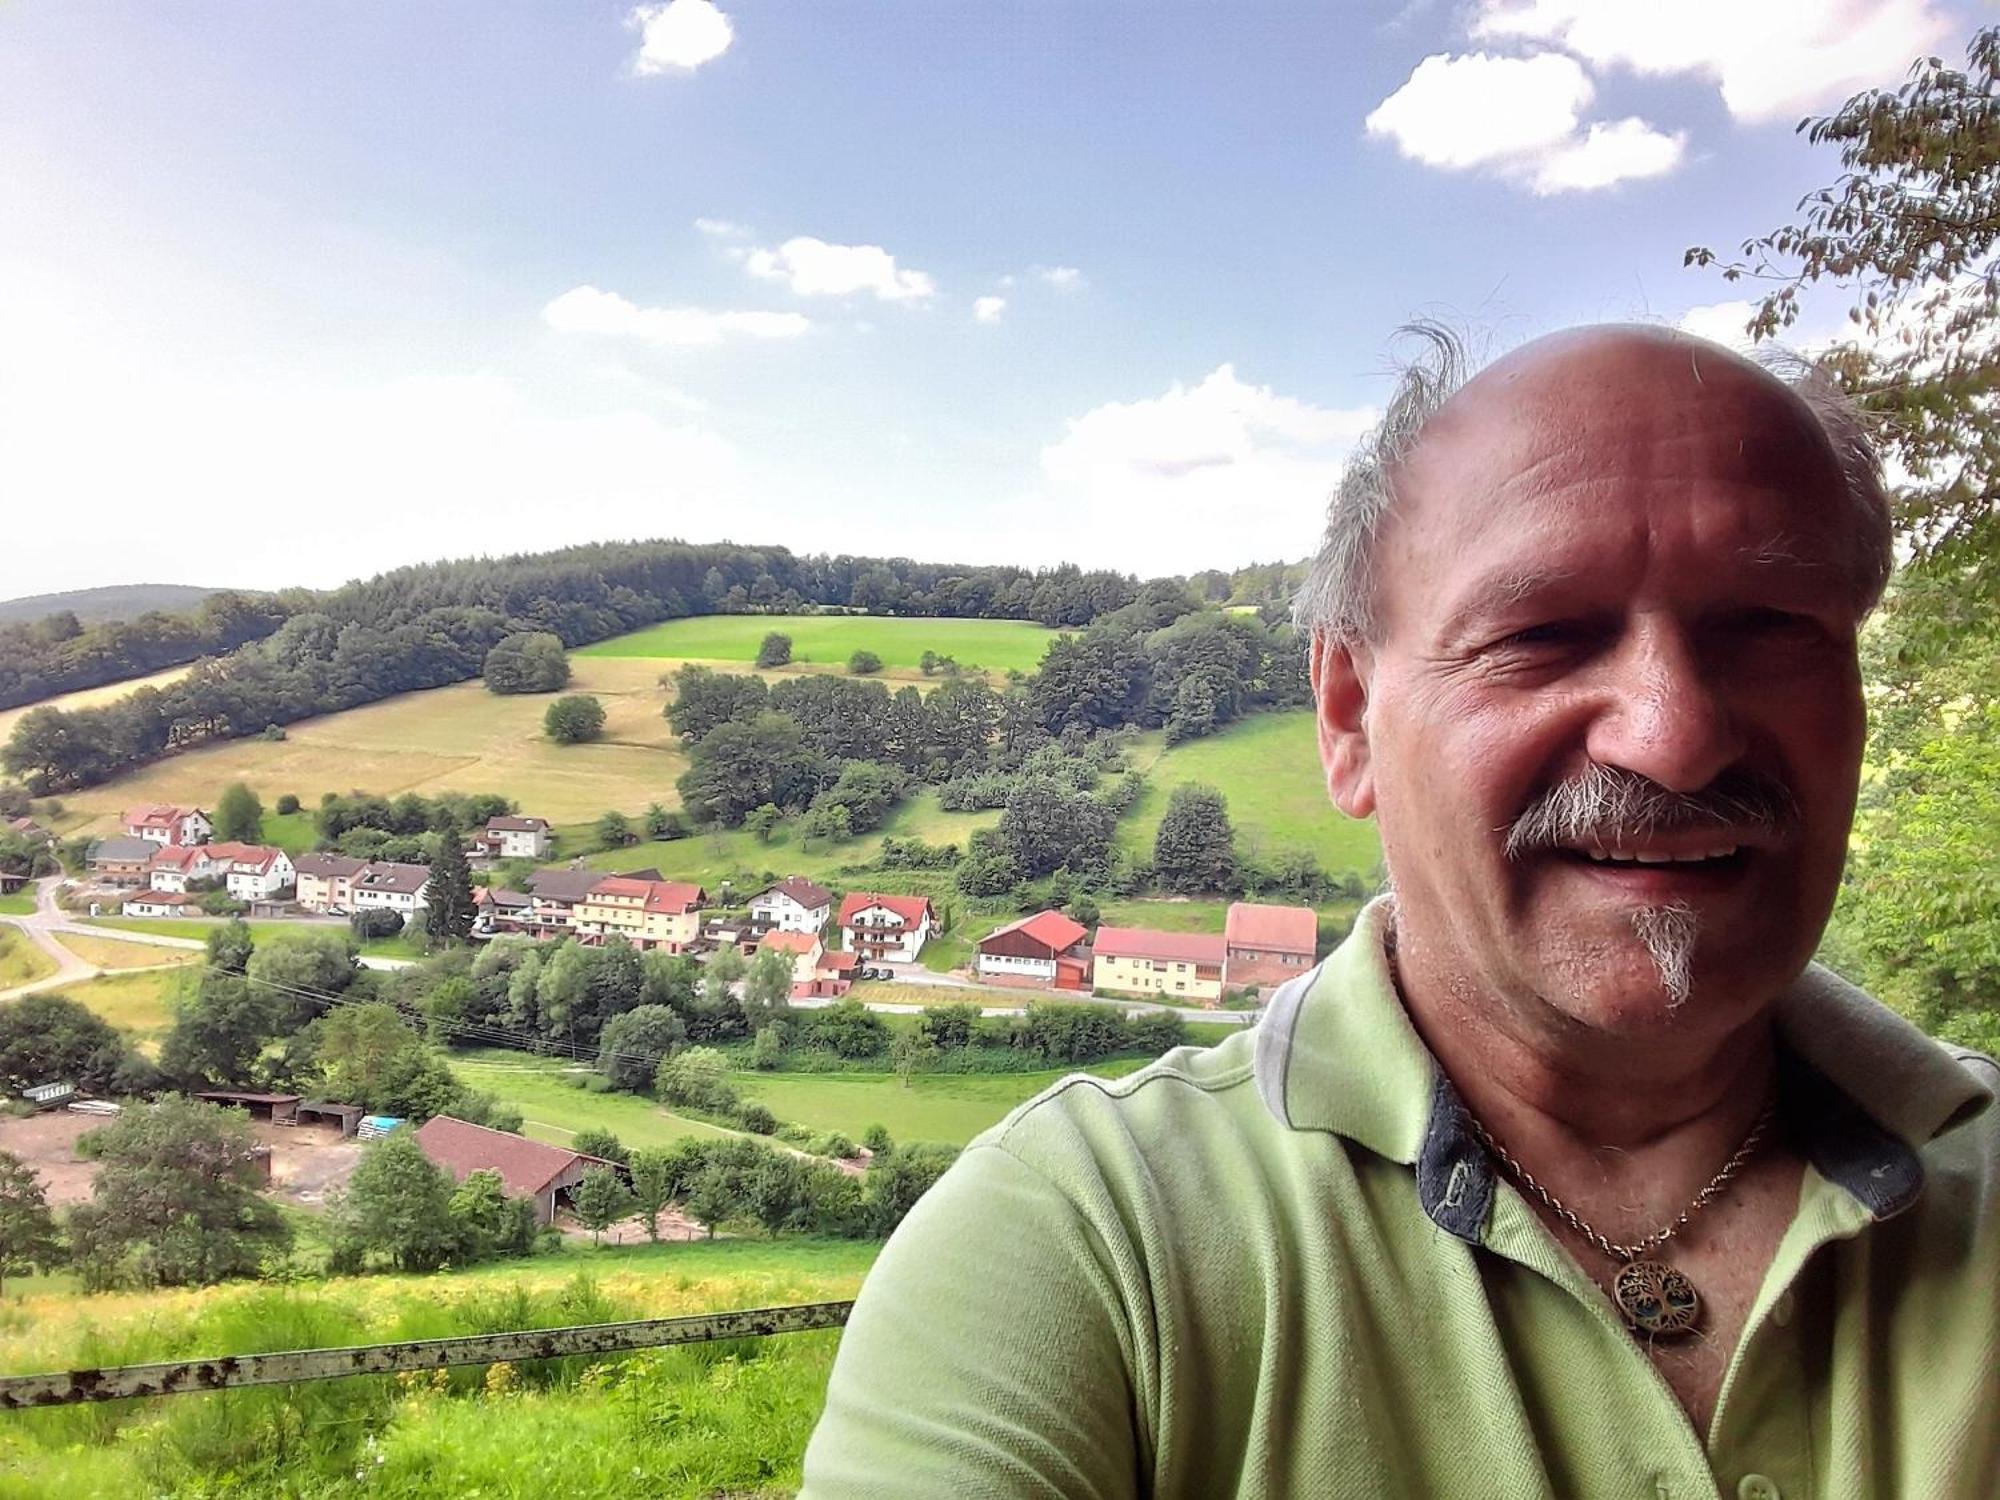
[574,876,706,952]
[1091,926,1228,1005]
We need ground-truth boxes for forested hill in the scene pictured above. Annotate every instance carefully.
[0,539,1208,794]
[0,583,223,626]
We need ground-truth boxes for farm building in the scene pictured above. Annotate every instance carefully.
[838,891,933,964]
[749,876,833,935]
[6,816,52,846]
[976,910,1091,990]
[195,1090,301,1125]
[1222,902,1319,988]
[1093,927,1228,1004]
[413,1116,619,1226]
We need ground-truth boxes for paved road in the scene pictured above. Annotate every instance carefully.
[0,878,412,1001]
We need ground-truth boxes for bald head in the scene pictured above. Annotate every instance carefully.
[1295,322,1892,644]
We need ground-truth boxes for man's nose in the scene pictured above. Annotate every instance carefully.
[1583,622,1747,793]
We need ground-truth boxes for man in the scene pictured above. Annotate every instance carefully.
[802,326,1999,1497]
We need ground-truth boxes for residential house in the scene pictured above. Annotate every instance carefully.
[1092,926,1228,1005]
[838,891,934,965]
[976,910,1091,990]
[145,842,220,892]
[513,866,608,938]
[800,948,861,999]
[757,928,826,990]
[472,886,533,935]
[123,804,212,847]
[1222,901,1319,988]
[413,1115,619,1227]
[88,835,159,889]
[206,843,295,901]
[574,876,705,953]
[477,815,552,861]
[294,853,369,913]
[122,890,204,918]
[351,861,432,915]
[748,876,833,935]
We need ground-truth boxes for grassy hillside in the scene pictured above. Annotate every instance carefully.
[47,967,187,1053]
[0,1238,877,1498]
[49,932,201,970]
[1120,712,1381,875]
[450,1051,739,1148]
[578,613,1056,674]
[0,662,197,750]
[0,928,55,990]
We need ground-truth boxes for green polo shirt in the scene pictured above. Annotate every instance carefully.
[802,901,2000,1499]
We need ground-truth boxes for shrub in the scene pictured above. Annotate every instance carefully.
[737,1103,778,1135]
[808,1132,860,1160]
[543,694,607,744]
[755,632,792,668]
[861,1123,893,1155]
[350,908,405,940]
[275,793,301,815]
[847,649,883,674]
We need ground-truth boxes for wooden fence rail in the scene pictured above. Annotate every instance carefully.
[0,1299,855,1410]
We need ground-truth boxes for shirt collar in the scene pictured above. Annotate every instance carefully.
[1253,898,1995,1242]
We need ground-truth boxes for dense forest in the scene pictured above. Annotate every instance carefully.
[0,543,1159,793]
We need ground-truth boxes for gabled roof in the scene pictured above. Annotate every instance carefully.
[838,891,933,928]
[125,890,202,906]
[90,835,158,862]
[147,843,208,871]
[486,815,550,833]
[295,852,369,879]
[355,861,431,894]
[205,842,286,873]
[759,929,822,955]
[125,803,203,829]
[474,886,532,910]
[414,1116,615,1197]
[1224,901,1319,954]
[524,867,605,904]
[981,909,1089,956]
[754,875,833,910]
[1093,926,1228,965]
[586,876,704,914]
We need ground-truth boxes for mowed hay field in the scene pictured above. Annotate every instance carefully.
[0,662,195,748]
[578,613,1056,674]
[54,655,689,834]
[1120,711,1382,876]
[49,967,188,1053]
[50,932,201,970]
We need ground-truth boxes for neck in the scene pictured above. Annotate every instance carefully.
[1389,926,1779,1156]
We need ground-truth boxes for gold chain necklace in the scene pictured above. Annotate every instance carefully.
[1465,1100,1777,1339]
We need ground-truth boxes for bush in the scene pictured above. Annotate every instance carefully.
[861,1122,893,1155]
[848,649,883,674]
[755,632,792,669]
[350,908,405,940]
[543,694,606,744]
[737,1103,778,1135]
[808,1132,860,1160]
[275,793,301,815]
[484,631,571,695]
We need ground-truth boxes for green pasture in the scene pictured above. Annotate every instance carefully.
[85,915,430,961]
[449,1049,738,1149]
[46,968,188,1052]
[0,892,33,916]
[0,929,55,990]
[730,1058,1150,1146]
[257,809,319,855]
[1122,711,1382,876]
[578,614,1057,674]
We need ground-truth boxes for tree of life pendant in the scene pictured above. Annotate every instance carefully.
[1613,1260,1700,1338]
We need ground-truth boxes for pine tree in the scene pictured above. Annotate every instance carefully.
[1152,783,1238,894]
[424,815,476,945]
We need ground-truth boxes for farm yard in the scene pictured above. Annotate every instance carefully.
[577,613,1056,675]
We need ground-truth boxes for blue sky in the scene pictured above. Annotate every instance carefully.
[0,0,1972,596]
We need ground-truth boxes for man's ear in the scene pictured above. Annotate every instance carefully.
[1310,632,1376,819]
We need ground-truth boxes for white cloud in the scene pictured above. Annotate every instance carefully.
[628,0,734,75]
[693,216,749,239]
[1531,117,1685,193]
[1676,299,1761,351]
[973,296,1006,324]
[1473,0,1952,123]
[542,284,809,345]
[1039,366,1377,573]
[1367,50,1682,193]
[744,236,936,302]
[1366,51,1592,168]
[1039,266,1084,291]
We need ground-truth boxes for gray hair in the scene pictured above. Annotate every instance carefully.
[1292,321,1895,642]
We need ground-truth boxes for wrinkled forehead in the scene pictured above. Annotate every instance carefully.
[1397,329,1847,514]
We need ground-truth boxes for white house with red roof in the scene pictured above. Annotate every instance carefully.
[477,815,552,860]
[146,841,222,892]
[124,804,212,847]
[147,840,292,898]
[837,891,933,964]
[976,909,1091,990]
[757,927,826,989]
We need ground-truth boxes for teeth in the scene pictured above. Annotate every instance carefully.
[1634,851,1670,864]
[1570,844,1742,865]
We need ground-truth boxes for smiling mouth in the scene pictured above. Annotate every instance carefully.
[1549,844,1751,875]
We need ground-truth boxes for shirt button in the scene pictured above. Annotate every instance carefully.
[1738,1477,1782,1500]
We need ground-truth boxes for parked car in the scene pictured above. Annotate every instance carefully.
[867,967,893,981]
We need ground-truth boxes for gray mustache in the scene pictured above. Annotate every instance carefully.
[1503,763,1797,861]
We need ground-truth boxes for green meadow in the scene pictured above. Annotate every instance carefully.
[450,1050,739,1149]
[577,613,1057,674]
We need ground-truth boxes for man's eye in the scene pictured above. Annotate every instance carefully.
[1498,621,1585,649]
[1723,608,1819,637]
